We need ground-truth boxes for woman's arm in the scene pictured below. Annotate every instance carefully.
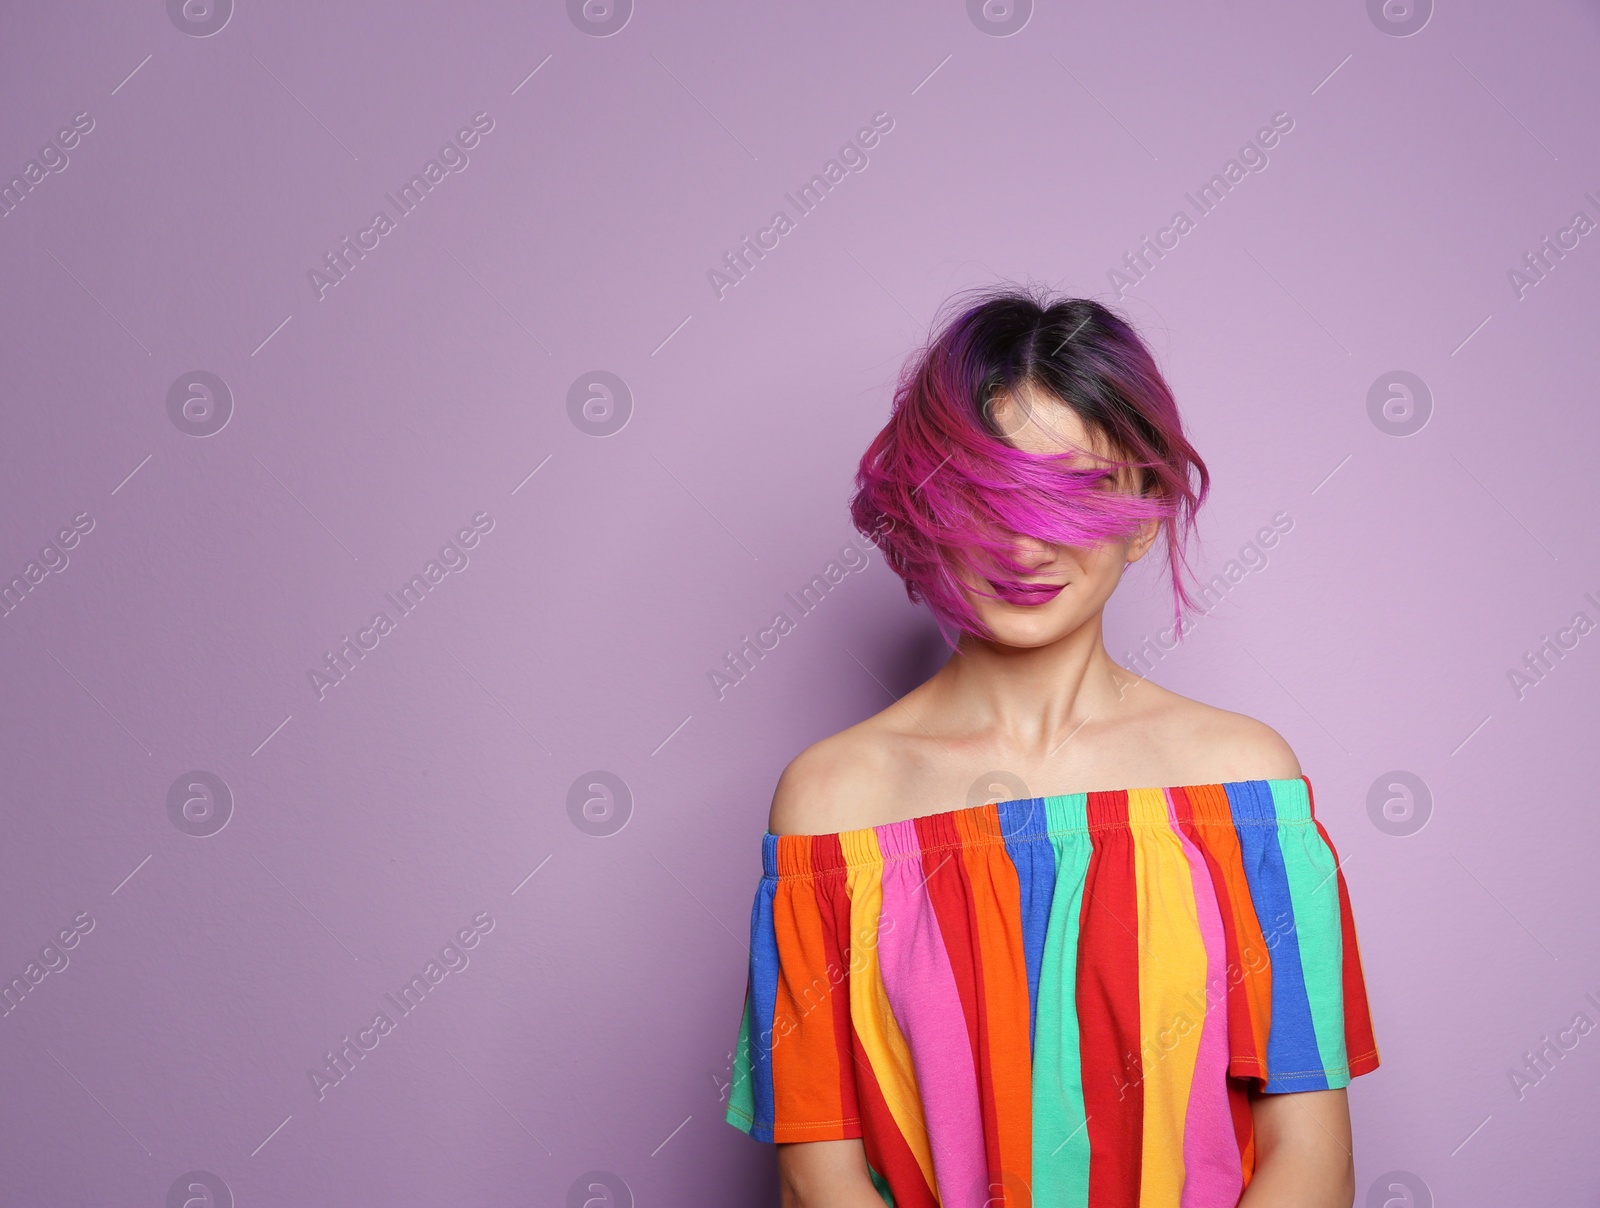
[1236,1086,1356,1208]
[776,1139,886,1208]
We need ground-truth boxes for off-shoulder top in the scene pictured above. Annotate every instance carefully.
[722,776,1380,1207]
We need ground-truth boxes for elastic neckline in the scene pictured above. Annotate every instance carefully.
[762,776,1315,879]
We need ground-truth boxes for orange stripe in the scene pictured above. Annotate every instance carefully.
[770,843,847,1132]
[1184,784,1274,1076]
[956,807,1034,1201]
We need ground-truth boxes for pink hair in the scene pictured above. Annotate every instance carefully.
[849,285,1210,649]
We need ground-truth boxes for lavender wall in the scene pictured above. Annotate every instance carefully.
[2,2,1597,1205]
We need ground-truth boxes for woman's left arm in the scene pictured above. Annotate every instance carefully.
[1235,1086,1356,1208]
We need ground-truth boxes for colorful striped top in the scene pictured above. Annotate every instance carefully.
[723,776,1380,1207]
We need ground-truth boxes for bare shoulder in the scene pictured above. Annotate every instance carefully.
[767,717,900,837]
[1153,691,1304,782]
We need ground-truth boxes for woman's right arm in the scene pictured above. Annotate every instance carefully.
[777,1139,886,1207]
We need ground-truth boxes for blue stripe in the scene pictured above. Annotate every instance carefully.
[999,797,1056,1056]
[748,841,781,1139]
[1225,781,1329,1092]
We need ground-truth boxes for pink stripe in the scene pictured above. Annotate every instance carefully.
[874,820,988,1207]
[1166,790,1244,1207]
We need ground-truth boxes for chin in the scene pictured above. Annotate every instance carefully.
[978,608,1081,649]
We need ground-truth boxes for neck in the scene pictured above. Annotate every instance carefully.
[930,612,1139,752]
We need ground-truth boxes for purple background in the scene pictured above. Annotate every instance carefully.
[2,1,1598,1204]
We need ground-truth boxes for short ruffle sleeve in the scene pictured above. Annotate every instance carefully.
[1173,777,1382,1093]
[723,832,863,1144]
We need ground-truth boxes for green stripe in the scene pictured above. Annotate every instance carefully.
[1031,796,1092,1208]
[724,984,757,1130]
[1269,779,1350,1085]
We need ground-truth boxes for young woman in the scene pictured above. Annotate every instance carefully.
[722,288,1380,1207]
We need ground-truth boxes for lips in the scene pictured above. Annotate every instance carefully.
[990,580,1065,607]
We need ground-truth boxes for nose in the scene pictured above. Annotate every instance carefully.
[1008,534,1056,569]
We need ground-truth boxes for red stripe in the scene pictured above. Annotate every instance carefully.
[1312,817,1380,1077]
[811,834,862,1128]
[1172,786,1257,1173]
[851,1031,939,1208]
[1305,779,1380,1077]
[1077,790,1142,1206]
[915,813,1004,1191]
[1177,784,1272,1074]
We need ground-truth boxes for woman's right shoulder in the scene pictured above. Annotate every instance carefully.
[767,718,898,837]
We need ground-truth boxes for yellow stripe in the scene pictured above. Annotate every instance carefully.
[844,831,938,1197]
[1131,788,1208,1207]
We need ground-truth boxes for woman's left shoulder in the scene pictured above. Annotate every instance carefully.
[1169,697,1304,782]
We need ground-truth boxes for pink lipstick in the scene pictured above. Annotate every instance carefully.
[990,580,1065,607]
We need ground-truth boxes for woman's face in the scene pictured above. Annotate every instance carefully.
[957,383,1159,649]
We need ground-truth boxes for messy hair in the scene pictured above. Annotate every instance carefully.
[849,284,1210,647]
